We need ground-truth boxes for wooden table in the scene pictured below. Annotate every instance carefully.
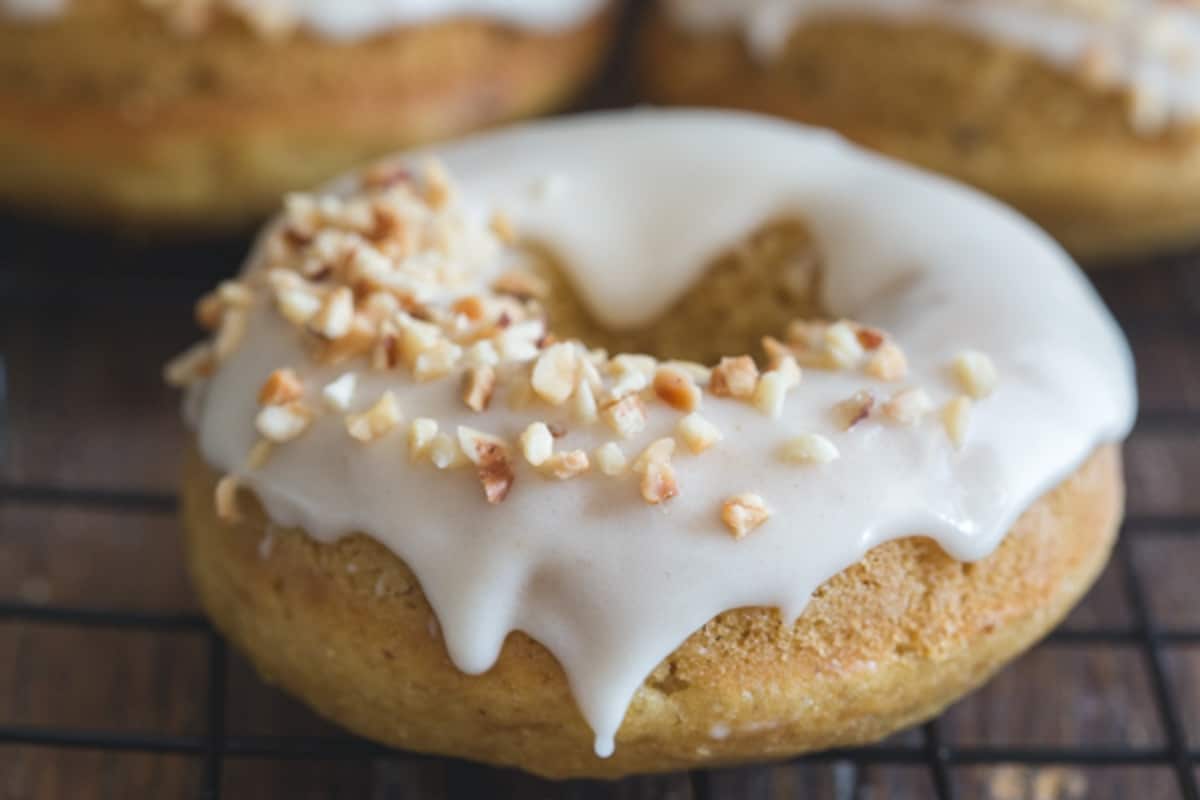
[1,10,1199,795]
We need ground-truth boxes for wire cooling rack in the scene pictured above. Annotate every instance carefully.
[0,220,1198,799]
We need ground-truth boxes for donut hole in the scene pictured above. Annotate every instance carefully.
[527,219,825,366]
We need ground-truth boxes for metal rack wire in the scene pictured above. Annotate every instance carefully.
[1,229,1198,799]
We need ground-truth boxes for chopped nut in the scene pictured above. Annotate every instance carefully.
[779,433,840,465]
[213,308,248,361]
[462,364,496,412]
[952,350,998,398]
[214,475,242,523]
[258,368,303,406]
[720,494,771,539]
[309,286,354,340]
[245,439,274,470]
[321,372,358,412]
[275,287,322,326]
[370,320,401,370]
[519,422,555,467]
[163,343,215,387]
[496,319,544,362]
[409,418,439,462]
[654,364,702,412]
[601,393,647,439]
[633,438,676,475]
[255,401,313,443]
[866,342,908,382]
[825,321,865,369]
[573,376,598,423]
[492,270,548,301]
[855,326,886,351]
[195,292,225,330]
[942,395,973,448]
[217,280,254,308]
[833,390,876,430]
[345,391,402,442]
[422,159,453,210]
[451,295,487,323]
[531,342,578,405]
[710,355,759,399]
[429,432,467,470]
[882,387,933,426]
[312,315,376,365]
[640,461,679,505]
[413,340,463,382]
[457,426,509,465]
[594,442,628,476]
[543,450,590,480]
[754,370,795,418]
[465,340,500,367]
[489,211,517,245]
[399,317,442,364]
[664,360,712,385]
[677,413,723,453]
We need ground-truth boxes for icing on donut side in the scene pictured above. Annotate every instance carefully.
[176,111,1136,757]
[663,0,1200,131]
[0,0,607,36]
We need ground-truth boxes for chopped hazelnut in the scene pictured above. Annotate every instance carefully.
[882,387,933,426]
[429,432,467,470]
[825,321,865,369]
[952,350,998,399]
[214,475,242,523]
[519,422,555,467]
[475,442,515,504]
[492,270,548,301]
[601,394,647,439]
[245,439,274,470]
[345,391,402,442]
[462,365,496,412]
[573,376,599,423]
[309,286,354,340]
[543,450,590,480]
[213,308,248,361]
[594,442,628,476]
[413,340,463,382]
[677,413,723,453]
[321,372,358,412]
[255,401,313,443]
[640,461,679,505]
[163,343,215,387]
[833,390,876,430]
[710,356,759,399]
[409,418,439,462]
[943,395,973,448]
[779,433,839,465]
[258,368,303,406]
[720,494,771,539]
[531,342,578,405]
[275,287,322,326]
[489,211,518,245]
[866,342,908,382]
[754,369,796,418]
[654,364,702,412]
[633,437,676,475]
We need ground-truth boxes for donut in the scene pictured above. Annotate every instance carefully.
[167,111,1136,777]
[0,0,614,231]
[639,0,1200,262]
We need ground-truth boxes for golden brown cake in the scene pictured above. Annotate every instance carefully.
[0,0,615,231]
[640,2,1200,262]
[166,112,1137,777]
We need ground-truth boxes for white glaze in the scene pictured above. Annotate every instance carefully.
[665,0,1200,125]
[0,0,606,35]
[187,110,1136,757]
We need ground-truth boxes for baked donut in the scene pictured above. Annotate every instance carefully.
[640,0,1200,262]
[0,0,615,231]
[167,111,1136,778]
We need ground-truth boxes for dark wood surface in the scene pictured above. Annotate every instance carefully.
[2,6,1200,794]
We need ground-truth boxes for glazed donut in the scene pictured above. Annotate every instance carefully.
[0,0,614,231]
[168,111,1136,777]
[640,0,1200,262]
